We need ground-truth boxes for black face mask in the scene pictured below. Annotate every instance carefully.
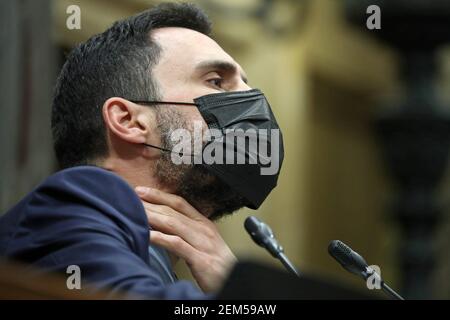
[132,89,284,209]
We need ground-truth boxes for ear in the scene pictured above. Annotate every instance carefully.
[102,97,151,145]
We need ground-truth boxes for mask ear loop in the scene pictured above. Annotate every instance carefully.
[144,143,201,160]
[129,101,197,107]
[143,143,177,154]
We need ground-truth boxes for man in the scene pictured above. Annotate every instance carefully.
[0,2,283,299]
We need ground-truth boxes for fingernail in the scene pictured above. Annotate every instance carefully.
[135,186,148,195]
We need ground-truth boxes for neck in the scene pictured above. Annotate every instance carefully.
[101,157,161,191]
[101,156,181,269]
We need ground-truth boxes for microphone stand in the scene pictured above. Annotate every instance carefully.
[276,252,300,277]
[382,283,405,300]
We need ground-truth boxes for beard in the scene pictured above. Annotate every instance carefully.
[153,107,247,221]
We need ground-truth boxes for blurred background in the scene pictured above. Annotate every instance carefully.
[1,0,449,299]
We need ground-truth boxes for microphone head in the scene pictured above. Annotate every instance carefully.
[244,216,261,232]
[328,240,369,279]
[244,216,265,246]
[244,216,281,257]
[244,216,299,276]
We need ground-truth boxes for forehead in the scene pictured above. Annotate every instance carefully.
[151,27,244,76]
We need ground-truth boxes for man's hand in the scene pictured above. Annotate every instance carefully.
[135,186,237,293]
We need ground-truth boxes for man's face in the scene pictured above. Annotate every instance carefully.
[150,27,251,220]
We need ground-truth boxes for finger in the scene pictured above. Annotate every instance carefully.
[136,186,205,221]
[149,230,199,264]
[143,202,188,221]
[143,202,195,233]
[146,210,190,238]
[144,203,214,249]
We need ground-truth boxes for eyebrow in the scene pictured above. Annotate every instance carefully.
[194,60,248,84]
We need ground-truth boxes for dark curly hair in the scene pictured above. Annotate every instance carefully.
[51,2,211,168]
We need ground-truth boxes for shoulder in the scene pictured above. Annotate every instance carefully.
[14,166,149,256]
[43,165,133,198]
[36,165,145,225]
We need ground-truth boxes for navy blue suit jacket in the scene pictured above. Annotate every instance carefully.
[0,166,206,299]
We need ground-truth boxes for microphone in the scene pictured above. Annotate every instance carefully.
[244,216,300,277]
[328,240,404,300]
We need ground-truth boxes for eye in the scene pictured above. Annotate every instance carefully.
[206,77,224,89]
